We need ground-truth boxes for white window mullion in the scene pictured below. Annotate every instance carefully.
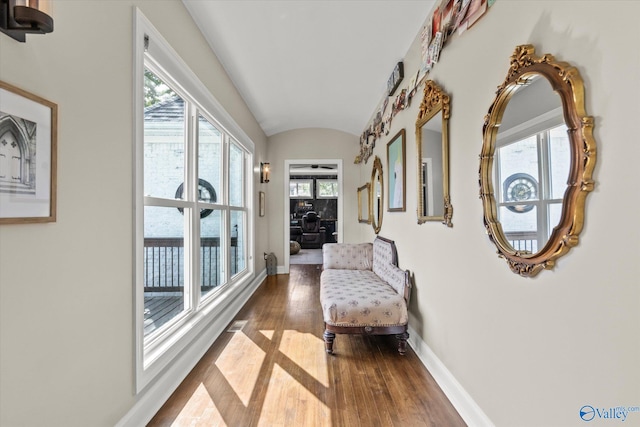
[181,101,194,313]
[537,132,550,244]
[188,104,201,310]
[222,134,230,285]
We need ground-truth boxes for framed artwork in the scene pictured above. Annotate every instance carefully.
[259,191,265,217]
[0,81,57,224]
[387,129,406,212]
[387,61,404,96]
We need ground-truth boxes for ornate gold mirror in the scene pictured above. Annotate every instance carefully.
[416,80,453,227]
[480,45,596,277]
[371,156,384,234]
[357,183,371,224]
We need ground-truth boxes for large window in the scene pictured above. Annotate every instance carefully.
[135,12,254,391]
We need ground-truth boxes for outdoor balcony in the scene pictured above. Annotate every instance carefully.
[143,236,240,336]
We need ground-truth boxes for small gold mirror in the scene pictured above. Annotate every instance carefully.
[416,80,453,227]
[479,45,597,277]
[371,156,384,234]
[357,183,371,224]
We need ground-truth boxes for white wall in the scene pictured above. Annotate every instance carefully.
[357,1,640,426]
[0,1,267,426]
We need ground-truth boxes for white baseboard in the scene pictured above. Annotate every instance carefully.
[116,269,267,427]
[407,325,495,427]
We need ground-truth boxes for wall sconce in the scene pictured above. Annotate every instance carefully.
[260,162,270,183]
[0,0,53,42]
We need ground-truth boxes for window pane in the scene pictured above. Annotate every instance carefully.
[231,210,246,276]
[498,205,539,254]
[198,114,221,205]
[201,210,223,300]
[144,70,185,199]
[317,180,338,198]
[496,136,539,203]
[549,124,571,200]
[548,202,563,238]
[143,206,187,337]
[290,180,312,198]
[229,142,244,207]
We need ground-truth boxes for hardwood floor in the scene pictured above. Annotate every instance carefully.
[148,265,466,427]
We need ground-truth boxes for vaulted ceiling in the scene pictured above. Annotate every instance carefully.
[183,1,436,137]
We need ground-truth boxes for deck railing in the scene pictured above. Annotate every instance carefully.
[144,237,239,292]
[504,231,538,254]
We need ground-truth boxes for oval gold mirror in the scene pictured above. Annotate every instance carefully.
[480,45,597,277]
[416,80,453,227]
[371,156,383,234]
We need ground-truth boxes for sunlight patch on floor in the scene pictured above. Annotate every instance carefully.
[173,382,227,426]
[215,332,266,406]
[279,330,329,388]
[258,363,331,426]
[259,329,274,340]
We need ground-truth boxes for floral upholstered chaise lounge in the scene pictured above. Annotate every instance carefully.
[320,236,411,355]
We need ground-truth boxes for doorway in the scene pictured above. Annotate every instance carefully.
[283,159,343,273]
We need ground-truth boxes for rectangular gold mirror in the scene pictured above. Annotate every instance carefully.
[357,183,371,224]
[416,80,453,227]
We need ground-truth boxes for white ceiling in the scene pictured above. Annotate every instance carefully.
[183,0,435,137]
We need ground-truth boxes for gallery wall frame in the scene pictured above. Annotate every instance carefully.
[0,81,57,224]
[387,61,404,96]
[387,129,406,212]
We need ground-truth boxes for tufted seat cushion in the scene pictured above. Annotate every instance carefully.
[320,269,408,327]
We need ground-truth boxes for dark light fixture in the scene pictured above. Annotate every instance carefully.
[0,0,53,42]
[260,162,270,183]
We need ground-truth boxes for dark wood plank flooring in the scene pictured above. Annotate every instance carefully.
[147,264,466,426]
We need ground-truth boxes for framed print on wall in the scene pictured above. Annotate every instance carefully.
[387,61,404,96]
[0,81,57,224]
[259,191,265,217]
[387,129,406,212]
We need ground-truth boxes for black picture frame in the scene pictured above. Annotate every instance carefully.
[387,62,404,96]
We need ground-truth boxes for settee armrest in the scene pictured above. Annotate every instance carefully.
[380,263,411,303]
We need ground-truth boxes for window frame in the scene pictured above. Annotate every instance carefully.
[134,10,255,393]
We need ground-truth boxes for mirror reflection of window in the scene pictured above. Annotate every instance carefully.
[421,159,434,216]
[495,123,570,253]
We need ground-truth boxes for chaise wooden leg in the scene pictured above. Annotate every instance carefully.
[396,331,409,355]
[323,330,335,354]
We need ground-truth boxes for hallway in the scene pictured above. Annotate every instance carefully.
[148,265,465,426]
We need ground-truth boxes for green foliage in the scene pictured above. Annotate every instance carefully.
[144,69,175,107]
